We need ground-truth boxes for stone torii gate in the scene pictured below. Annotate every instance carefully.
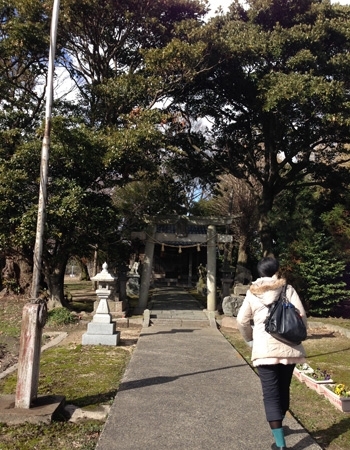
[135,215,233,313]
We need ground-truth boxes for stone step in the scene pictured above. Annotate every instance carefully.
[150,318,210,327]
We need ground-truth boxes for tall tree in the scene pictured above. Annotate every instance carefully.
[145,0,350,255]
[0,0,52,292]
[206,174,260,265]
[0,0,209,300]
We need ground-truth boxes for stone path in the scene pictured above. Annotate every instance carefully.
[96,287,322,450]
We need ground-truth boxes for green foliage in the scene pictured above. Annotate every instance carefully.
[289,233,348,316]
[147,0,350,253]
[0,0,51,153]
[46,307,77,326]
[322,203,350,257]
[1,278,21,295]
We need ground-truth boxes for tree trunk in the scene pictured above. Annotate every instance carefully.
[43,256,69,308]
[1,256,18,294]
[1,252,32,295]
[237,236,248,265]
[17,255,33,294]
[258,192,275,257]
[79,258,90,281]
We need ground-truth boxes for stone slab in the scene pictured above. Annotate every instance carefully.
[0,394,65,425]
[82,332,120,346]
[87,322,116,335]
[221,316,239,329]
[233,284,249,296]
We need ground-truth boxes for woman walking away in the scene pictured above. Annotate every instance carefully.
[236,257,307,450]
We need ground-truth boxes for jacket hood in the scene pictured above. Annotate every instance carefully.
[249,276,286,306]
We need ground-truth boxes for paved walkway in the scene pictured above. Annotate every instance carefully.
[96,287,322,450]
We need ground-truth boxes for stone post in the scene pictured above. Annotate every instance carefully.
[188,251,193,287]
[221,262,233,301]
[138,224,156,313]
[118,263,128,303]
[206,225,217,312]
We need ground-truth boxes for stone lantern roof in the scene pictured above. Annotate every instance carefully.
[91,262,116,289]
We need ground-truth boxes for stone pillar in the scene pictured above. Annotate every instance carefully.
[138,224,156,312]
[15,302,47,409]
[118,263,128,303]
[206,225,217,312]
[221,276,232,300]
[188,251,193,287]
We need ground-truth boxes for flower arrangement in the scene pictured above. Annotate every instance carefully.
[295,363,313,373]
[296,364,332,381]
[309,367,332,381]
[333,384,350,398]
[322,384,350,411]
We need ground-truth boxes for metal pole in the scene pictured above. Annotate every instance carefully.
[31,0,60,300]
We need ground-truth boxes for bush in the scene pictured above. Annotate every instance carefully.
[47,307,78,326]
[292,233,348,316]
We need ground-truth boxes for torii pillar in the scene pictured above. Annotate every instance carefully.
[137,224,156,312]
[206,225,217,311]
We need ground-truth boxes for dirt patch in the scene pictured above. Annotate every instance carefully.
[0,337,20,373]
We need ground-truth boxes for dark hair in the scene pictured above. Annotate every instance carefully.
[257,257,279,277]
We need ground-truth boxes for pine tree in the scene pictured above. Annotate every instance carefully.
[294,233,348,316]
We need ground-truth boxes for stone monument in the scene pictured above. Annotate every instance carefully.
[126,261,140,297]
[222,284,250,317]
[82,262,120,346]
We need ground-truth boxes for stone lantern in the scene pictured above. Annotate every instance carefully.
[82,262,120,346]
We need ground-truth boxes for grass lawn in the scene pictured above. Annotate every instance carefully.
[0,288,132,450]
[1,285,350,449]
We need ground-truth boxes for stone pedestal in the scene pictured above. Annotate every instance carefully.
[82,263,120,346]
[93,299,127,318]
[221,276,233,299]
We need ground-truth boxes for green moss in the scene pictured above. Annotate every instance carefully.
[0,420,102,450]
[0,299,24,338]
[0,345,131,408]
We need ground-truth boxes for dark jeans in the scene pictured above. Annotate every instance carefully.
[257,364,295,422]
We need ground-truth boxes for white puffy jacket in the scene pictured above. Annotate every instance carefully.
[236,276,307,364]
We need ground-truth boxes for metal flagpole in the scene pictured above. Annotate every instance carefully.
[31,0,61,300]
